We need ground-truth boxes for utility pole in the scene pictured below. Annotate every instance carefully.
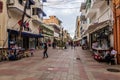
[18,0,29,40]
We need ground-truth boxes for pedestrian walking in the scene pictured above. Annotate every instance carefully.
[71,41,73,49]
[43,43,48,58]
[73,43,76,49]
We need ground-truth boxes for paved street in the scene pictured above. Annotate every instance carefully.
[0,47,120,80]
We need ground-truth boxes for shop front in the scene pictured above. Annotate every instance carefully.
[7,29,43,50]
[90,26,111,50]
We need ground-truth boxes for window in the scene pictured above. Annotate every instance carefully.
[18,0,23,5]
[32,8,37,15]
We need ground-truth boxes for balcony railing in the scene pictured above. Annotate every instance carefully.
[32,15,43,24]
[7,0,31,16]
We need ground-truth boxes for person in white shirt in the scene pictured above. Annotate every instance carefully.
[110,47,117,65]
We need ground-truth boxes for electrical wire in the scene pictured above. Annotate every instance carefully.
[43,0,82,9]
[43,0,81,6]
[44,6,80,9]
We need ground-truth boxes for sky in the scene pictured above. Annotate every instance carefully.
[43,0,84,38]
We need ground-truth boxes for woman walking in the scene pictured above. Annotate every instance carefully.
[43,43,48,58]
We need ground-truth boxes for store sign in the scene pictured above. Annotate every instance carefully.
[0,1,3,13]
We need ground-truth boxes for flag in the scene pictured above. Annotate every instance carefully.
[26,22,29,28]
[18,19,22,26]
[22,20,29,28]
[23,21,26,28]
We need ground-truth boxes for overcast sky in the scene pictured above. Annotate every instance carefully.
[43,0,84,38]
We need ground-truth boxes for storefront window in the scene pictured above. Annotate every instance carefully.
[16,38,23,48]
[91,26,110,49]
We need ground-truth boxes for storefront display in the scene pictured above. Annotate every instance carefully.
[91,26,111,50]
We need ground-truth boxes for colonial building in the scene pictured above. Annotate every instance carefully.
[74,16,81,41]
[79,2,88,46]
[43,16,62,41]
[80,0,113,49]
[80,2,87,37]
[74,16,81,44]
[112,0,120,64]
[0,0,48,49]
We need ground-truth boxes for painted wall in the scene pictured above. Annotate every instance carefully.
[0,0,8,48]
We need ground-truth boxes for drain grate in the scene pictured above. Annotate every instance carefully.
[76,58,81,60]
[107,68,120,72]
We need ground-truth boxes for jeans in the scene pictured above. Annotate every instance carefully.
[43,50,48,58]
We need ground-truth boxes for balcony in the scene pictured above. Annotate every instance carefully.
[91,0,105,9]
[32,15,43,24]
[7,0,31,17]
[80,3,86,11]
[86,8,97,18]
[31,2,46,17]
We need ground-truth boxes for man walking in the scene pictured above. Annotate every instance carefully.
[43,43,48,58]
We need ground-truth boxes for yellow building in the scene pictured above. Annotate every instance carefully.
[0,0,46,49]
[43,16,62,40]
[74,16,81,43]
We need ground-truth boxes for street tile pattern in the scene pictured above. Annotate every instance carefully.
[0,47,120,80]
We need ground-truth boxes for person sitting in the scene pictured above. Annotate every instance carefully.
[110,47,117,65]
[8,50,16,61]
[103,50,111,64]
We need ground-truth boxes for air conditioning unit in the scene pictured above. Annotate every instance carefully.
[7,0,14,5]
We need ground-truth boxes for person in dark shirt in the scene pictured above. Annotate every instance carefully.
[43,43,48,58]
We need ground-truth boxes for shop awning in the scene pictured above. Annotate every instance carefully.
[85,20,110,34]
[7,29,43,38]
[74,37,82,42]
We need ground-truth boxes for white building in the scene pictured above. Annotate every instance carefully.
[80,0,113,49]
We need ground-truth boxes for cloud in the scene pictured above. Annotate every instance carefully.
[43,0,84,37]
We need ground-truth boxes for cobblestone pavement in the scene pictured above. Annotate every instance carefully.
[0,47,120,80]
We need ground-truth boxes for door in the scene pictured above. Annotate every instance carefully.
[23,37,29,49]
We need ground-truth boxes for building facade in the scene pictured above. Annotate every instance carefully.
[112,0,120,64]
[43,16,62,40]
[0,0,47,49]
[80,0,113,49]
[74,16,81,45]
[74,16,81,40]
